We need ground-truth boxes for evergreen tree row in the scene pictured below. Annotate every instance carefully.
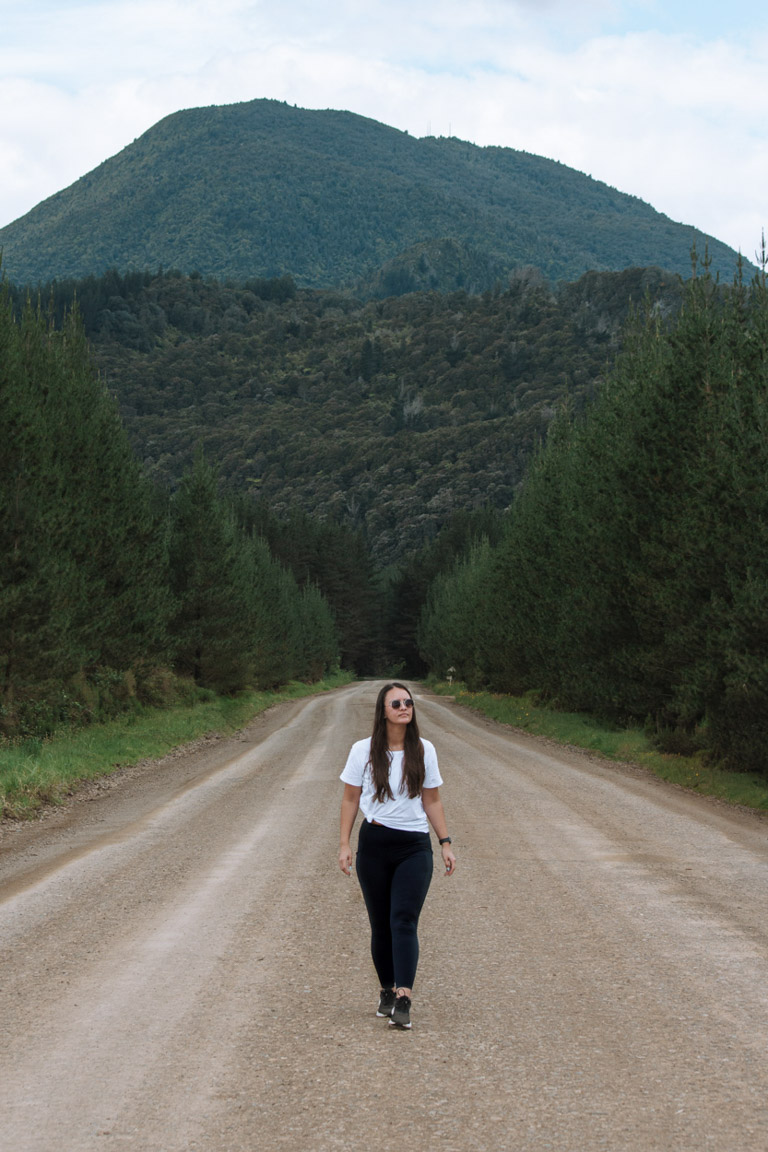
[419,253,768,777]
[383,508,506,677]
[0,296,339,740]
[233,500,381,674]
[168,448,339,693]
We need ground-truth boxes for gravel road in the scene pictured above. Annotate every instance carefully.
[1,681,767,1152]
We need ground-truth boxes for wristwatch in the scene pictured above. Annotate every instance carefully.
[439,836,452,845]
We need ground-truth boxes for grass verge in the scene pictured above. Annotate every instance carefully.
[428,681,768,812]
[0,672,353,820]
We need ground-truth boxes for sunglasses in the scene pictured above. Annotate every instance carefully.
[388,698,414,710]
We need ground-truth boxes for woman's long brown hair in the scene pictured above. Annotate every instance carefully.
[368,682,425,802]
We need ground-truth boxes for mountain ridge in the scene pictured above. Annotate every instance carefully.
[0,99,744,288]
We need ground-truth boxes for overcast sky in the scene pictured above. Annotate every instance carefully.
[2,0,766,262]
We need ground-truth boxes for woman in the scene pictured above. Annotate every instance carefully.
[339,682,456,1029]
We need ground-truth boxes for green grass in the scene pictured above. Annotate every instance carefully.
[429,681,768,812]
[0,672,353,819]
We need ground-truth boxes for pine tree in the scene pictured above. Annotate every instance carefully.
[698,251,768,770]
[46,307,172,675]
[417,538,493,688]
[168,449,254,692]
[295,582,340,681]
[1,294,171,733]
[0,297,82,730]
[242,535,303,689]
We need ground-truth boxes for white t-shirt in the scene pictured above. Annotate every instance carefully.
[340,736,443,833]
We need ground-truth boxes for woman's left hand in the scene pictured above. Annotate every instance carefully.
[441,843,456,876]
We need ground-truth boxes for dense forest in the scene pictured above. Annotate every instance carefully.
[8,262,682,565]
[418,251,768,778]
[0,99,743,288]
[6,247,768,783]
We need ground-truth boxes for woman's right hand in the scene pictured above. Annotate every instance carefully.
[339,784,361,876]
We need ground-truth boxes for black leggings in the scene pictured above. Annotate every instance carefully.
[355,820,433,990]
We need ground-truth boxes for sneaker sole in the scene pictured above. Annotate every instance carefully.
[376,1009,394,1018]
[389,1018,412,1029]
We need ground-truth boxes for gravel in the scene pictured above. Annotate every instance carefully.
[1,681,767,1151]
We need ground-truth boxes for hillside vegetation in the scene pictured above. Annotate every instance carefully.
[0,99,743,288]
[22,263,682,564]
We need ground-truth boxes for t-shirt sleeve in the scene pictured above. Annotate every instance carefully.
[422,740,443,789]
[340,741,367,786]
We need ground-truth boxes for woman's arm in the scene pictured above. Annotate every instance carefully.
[422,786,456,876]
[339,783,362,875]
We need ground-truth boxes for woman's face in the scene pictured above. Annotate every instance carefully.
[383,687,414,728]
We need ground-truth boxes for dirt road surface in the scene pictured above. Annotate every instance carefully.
[1,681,767,1152]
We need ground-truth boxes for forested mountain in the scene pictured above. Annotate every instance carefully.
[0,99,743,288]
[18,264,682,563]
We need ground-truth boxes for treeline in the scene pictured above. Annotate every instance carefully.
[0,295,341,740]
[419,254,768,777]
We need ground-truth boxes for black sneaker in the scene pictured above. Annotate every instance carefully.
[376,988,396,1017]
[389,994,412,1029]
